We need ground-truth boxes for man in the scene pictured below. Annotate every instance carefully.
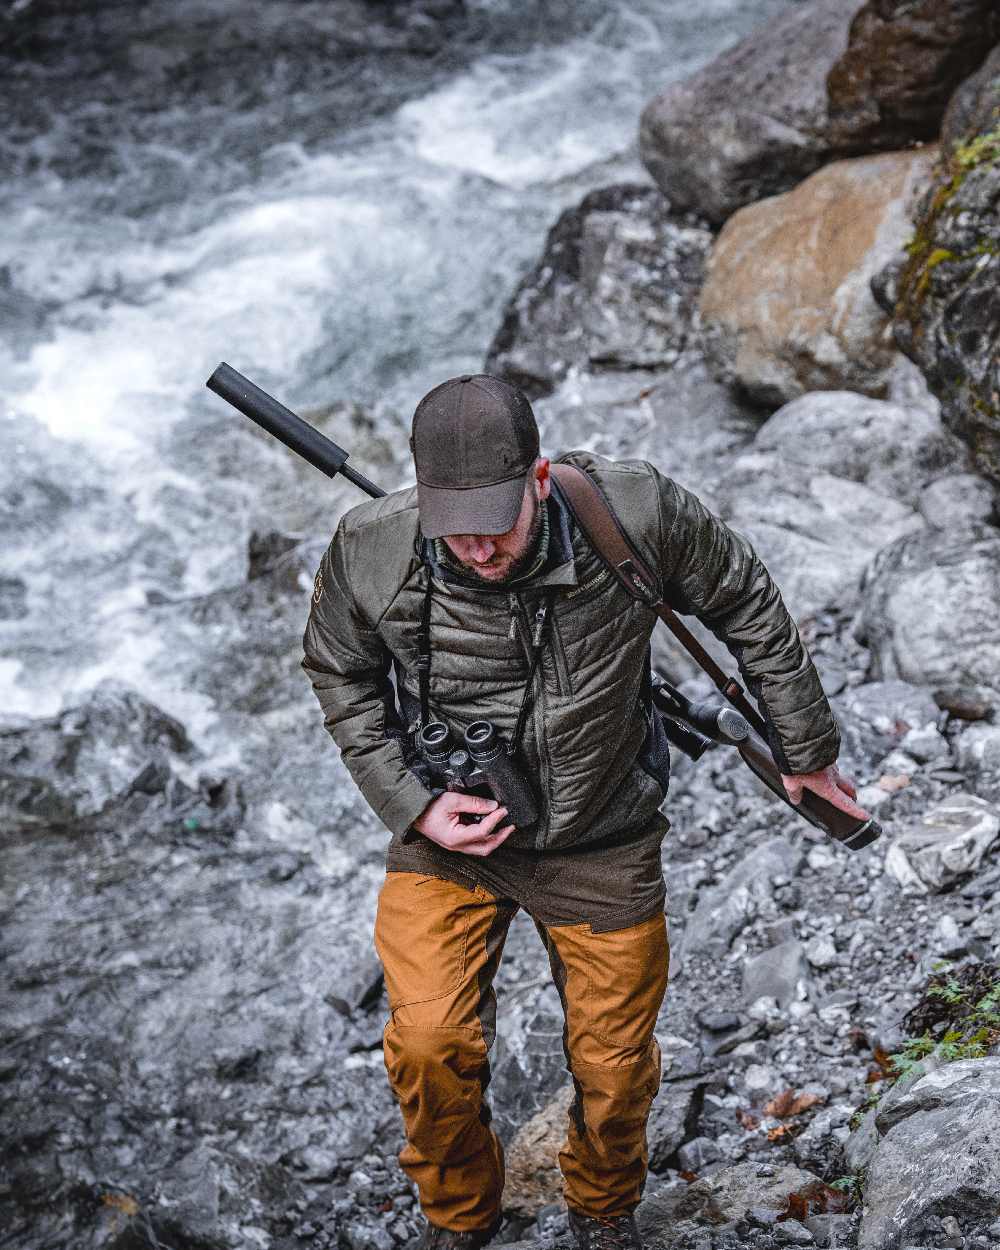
[301,374,865,1250]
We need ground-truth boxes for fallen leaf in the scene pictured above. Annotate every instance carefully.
[763,1089,823,1118]
[766,1123,797,1142]
[878,773,910,793]
[736,1107,760,1130]
[102,1193,139,1217]
[679,1170,698,1183]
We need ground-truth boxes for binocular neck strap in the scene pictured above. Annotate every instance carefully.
[417,574,433,729]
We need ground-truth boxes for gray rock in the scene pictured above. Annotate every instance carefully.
[880,56,1000,489]
[793,1105,853,1176]
[647,1077,705,1172]
[805,935,838,971]
[832,681,941,780]
[750,392,965,509]
[956,722,1000,779]
[639,0,858,225]
[683,838,804,959]
[885,793,1000,894]
[805,1214,855,1248]
[774,1219,815,1246]
[919,472,996,530]
[485,184,711,399]
[742,940,807,1009]
[875,1058,1000,1135]
[672,1161,829,1224]
[857,524,1000,695]
[676,1136,720,1174]
[859,1061,1000,1249]
[717,454,924,621]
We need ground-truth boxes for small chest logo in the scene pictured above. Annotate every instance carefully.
[312,570,325,604]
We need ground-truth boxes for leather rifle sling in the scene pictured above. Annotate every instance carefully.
[549,462,771,743]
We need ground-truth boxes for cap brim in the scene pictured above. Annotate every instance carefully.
[417,473,526,539]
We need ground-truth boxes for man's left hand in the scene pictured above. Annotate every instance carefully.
[780,764,869,821]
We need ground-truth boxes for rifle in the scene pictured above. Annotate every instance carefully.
[206,362,881,852]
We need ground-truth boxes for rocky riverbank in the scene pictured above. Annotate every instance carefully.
[2,1,1000,1249]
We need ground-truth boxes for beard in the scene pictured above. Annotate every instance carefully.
[459,498,545,584]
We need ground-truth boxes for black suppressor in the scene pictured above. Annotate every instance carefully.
[416,720,538,828]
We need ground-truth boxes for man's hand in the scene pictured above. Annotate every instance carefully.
[780,763,869,821]
[412,791,515,857]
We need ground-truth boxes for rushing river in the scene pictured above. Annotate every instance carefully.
[1,0,794,753]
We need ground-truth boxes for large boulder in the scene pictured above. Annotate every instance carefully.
[484,185,712,400]
[879,55,1000,485]
[699,148,937,406]
[639,0,858,225]
[856,523,1000,693]
[858,1058,1000,1249]
[826,0,1000,152]
[714,391,962,620]
[638,0,998,226]
[884,792,1000,894]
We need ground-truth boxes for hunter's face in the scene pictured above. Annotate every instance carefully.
[442,461,550,583]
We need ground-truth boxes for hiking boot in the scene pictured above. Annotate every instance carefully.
[567,1210,644,1250]
[416,1216,501,1250]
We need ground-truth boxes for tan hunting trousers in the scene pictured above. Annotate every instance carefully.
[374,870,669,1232]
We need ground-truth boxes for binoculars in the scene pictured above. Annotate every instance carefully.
[416,720,538,828]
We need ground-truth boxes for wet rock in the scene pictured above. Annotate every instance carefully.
[673,1161,830,1224]
[805,1213,854,1248]
[0,679,192,831]
[880,60,1000,487]
[885,793,1000,894]
[0,574,27,620]
[647,1077,705,1172]
[832,681,942,780]
[485,185,711,400]
[793,1105,853,1177]
[676,1136,720,1174]
[699,148,937,406]
[639,0,858,225]
[716,461,923,623]
[747,390,966,507]
[857,524,1000,695]
[682,838,804,960]
[918,472,996,529]
[503,1083,573,1217]
[742,940,807,1010]
[955,721,1000,779]
[859,1059,1000,1249]
[826,0,1000,153]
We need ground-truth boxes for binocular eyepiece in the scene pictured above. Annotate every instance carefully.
[416,720,538,829]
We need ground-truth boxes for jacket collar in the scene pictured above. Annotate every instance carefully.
[419,490,579,595]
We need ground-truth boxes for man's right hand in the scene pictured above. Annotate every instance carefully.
[412,792,515,857]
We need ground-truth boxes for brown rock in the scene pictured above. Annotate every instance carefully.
[827,0,1000,151]
[502,1083,572,1217]
[699,147,937,407]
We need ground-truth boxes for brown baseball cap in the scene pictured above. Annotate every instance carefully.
[410,373,540,539]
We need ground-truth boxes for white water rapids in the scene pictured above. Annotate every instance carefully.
[1,0,793,770]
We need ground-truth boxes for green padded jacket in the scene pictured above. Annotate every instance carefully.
[301,450,841,851]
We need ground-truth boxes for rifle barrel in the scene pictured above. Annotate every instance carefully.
[205,362,386,499]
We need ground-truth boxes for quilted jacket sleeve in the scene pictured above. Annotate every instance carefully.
[652,467,841,776]
[301,518,435,836]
